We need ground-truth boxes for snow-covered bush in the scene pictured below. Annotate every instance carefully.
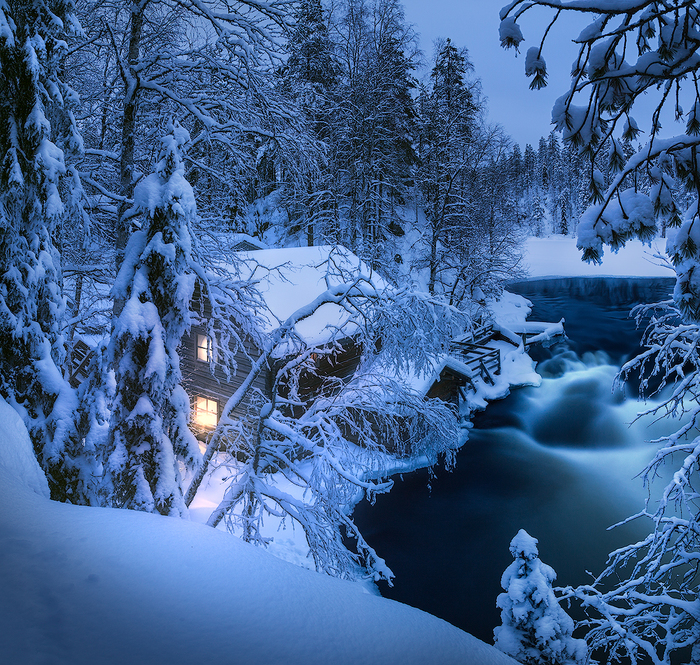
[494,530,587,665]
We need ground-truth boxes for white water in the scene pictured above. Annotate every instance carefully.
[354,277,682,643]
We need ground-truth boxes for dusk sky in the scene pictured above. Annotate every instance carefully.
[400,0,586,148]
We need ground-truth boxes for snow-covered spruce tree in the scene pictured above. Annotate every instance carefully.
[282,0,340,246]
[494,530,587,665]
[0,0,92,500]
[415,40,523,302]
[500,2,700,662]
[105,122,201,516]
[329,0,419,265]
[416,38,480,296]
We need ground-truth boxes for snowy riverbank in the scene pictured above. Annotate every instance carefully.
[523,235,672,279]
[1,235,673,665]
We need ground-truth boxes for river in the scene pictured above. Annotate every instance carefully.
[353,276,678,645]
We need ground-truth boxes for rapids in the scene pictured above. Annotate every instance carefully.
[353,276,679,643]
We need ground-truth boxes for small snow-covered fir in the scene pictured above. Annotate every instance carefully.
[494,530,587,665]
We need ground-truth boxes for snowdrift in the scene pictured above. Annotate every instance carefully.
[0,398,514,665]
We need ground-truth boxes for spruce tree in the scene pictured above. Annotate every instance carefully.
[105,122,201,516]
[287,0,338,91]
[0,0,87,499]
[284,0,339,246]
[416,38,480,294]
[494,530,587,665]
[331,0,418,264]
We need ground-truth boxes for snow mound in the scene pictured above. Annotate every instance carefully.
[0,397,50,498]
[0,398,515,665]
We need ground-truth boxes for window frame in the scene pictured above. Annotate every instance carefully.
[194,395,218,429]
[196,333,212,363]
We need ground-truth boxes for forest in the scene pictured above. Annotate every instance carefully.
[2,0,700,663]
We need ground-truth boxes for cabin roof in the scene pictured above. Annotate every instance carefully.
[233,245,390,353]
[230,233,268,251]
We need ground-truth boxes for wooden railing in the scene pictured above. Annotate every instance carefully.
[466,321,493,345]
[448,340,501,385]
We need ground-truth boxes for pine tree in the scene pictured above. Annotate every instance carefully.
[537,136,549,190]
[284,0,339,246]
[416,38,480,295]
[0,0,89,500]
[494,530,587,665]
[509,143,523,190]
[105,123,201,516]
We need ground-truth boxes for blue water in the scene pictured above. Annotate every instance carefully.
[353,277,677,644]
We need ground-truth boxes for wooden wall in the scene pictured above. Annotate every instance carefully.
[180,326,270,438]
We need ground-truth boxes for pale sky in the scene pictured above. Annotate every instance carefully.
[401,0,585,148]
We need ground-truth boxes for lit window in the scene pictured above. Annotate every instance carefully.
[196,333,212,362]
[195,396,218,429]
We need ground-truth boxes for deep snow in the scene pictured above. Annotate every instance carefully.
[0,397,515,665]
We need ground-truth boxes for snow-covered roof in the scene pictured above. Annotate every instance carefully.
[234,245,390,351]
[230,233,268,251]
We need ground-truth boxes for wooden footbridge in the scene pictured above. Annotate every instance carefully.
[432,317,564,401]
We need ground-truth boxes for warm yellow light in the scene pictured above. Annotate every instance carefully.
[196,334,211,362]
[195,396,218,428]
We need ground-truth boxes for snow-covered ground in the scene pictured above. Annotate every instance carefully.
[523,235,673,278]
[0,397,515,665]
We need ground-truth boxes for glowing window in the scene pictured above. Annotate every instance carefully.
[196,333,212,362]
[195,396,218,429]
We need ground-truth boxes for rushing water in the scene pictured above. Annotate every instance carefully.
[353,276,678,644]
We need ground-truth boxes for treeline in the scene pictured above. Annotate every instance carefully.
[509,134,589,238]
[58,0,534,323]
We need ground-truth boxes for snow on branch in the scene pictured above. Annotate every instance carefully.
[501,1,700,661]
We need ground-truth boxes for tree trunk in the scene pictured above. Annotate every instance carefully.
[115,2,144,314]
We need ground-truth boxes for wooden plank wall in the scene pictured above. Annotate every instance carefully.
[180,326,270,437]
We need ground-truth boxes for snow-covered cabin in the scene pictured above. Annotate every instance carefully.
[67,243,514,442]
[182,245,385,438]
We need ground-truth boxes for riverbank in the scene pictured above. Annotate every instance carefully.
[524,235,672,279]
[188,288,551,571]
[354,274,676,644]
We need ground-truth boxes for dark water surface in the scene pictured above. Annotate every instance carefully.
[353,276,677,644]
